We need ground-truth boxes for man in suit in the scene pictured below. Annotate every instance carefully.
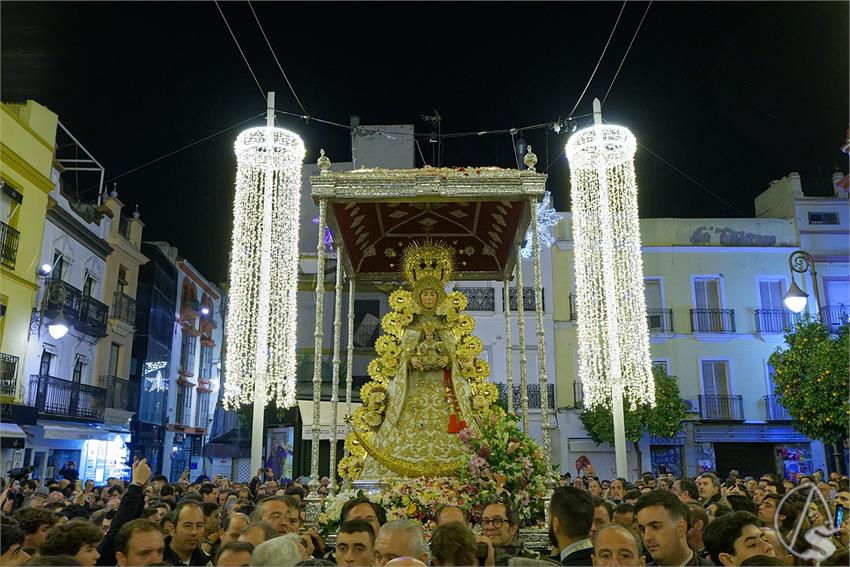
[550,486,595,566]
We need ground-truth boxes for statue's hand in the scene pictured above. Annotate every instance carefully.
[410,356,424,370]
[438,356,450,368]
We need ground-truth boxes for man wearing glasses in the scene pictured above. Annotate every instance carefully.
[479,497,551,564]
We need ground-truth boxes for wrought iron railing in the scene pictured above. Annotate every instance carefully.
[821,304,849,334]
[763,395,792,421]
[647,309,674,333]
[43,280,108,337]
[690,309,736,333]
[698,394,744,421]
[497,383,555,409]
[0,221,20,269]
[509,287,544,311]
[454,287,496,311]
[755,309,799,333]
[28,374,106,420]
[0,353,19,397]
[99,375,139,412]
[112,292,136,325]
[800,177,835,197]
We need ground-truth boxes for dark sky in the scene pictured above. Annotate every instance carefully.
[3,1,847,282]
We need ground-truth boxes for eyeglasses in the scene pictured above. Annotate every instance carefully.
[481,518,509,528]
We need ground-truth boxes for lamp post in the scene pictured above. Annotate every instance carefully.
[783,250,821,315]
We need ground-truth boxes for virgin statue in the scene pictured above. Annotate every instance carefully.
[341,241,500,480]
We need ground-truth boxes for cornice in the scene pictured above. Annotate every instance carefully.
[46,206,113,259]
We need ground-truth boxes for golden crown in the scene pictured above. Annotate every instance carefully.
[401,241,454,286]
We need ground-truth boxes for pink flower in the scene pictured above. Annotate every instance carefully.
[459,427,474,444]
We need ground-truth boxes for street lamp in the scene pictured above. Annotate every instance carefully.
[47,312,69,340]
[783,250,821,315]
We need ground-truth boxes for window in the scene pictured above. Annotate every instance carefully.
[693,277,722,310]
[759,280,785,311]
[117,266,128,294]
[196,391,210,428]
[645,279,665,331]
[652,360,669,374]
[175,385,187,425]
[72,358,85,383]
[199,345,213,380]
[108,343,120,376]
[808,212,839,225]
[40,350,54,376]
[52,251,65,281]
[180,332,197,375]
[353,299,381,348]
[83,273,95,297]
[701,361,730,397]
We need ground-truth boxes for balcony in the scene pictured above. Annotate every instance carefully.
[43,280,108,338]
[763,395,792,421]
[647,309,674,333]
[99,375,139,412]
[690,309,736,333]
[0,353,19,397]
[755,309,800,334]
[496,382,555,410]
[800,177,836,197]
[1,221,20,269]
[111,292,136,325]
[821,304,848,334]
[698,394,744,421]
[28,374,106,420]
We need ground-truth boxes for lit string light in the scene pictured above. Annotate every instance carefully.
[520,192,559,259]
[566,124,655,410]
[223,126,305,410]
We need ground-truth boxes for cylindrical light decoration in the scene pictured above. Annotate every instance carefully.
[223,120,305,410]
[565,101,655,411]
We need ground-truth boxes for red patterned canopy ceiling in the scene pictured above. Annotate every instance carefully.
[310,167,547,281]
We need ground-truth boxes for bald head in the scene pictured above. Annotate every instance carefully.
[385,558,427,567]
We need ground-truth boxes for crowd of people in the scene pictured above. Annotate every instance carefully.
[1,459,848,567]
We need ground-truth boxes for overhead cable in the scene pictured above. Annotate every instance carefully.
[602,1,652,107]
[247,1,309,117]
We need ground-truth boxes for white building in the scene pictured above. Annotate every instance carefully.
[553,169,849,481]
[21,172,136,483]
[158,252,224,480]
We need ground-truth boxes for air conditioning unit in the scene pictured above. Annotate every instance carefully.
[682,399,699,413]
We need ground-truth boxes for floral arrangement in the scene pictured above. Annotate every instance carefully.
[324,409,549,535]
[339,288,500,481]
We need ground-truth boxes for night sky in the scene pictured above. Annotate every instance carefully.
[3,2,847,282]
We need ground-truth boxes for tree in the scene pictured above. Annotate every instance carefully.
[579,367,687,474]
[768,318,849,471]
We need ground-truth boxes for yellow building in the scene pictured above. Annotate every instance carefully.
[0,101,58,404]
[94,191,147,426]
[552,214,830,479]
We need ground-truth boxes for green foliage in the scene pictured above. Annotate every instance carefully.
[768,318,849,444]
[579,367,687,445]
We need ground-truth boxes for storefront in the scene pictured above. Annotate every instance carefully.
[22,421,131,483]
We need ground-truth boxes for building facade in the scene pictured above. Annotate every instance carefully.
[130,241,179,475]
[159,254,224,480]
[0,101,58,476]
[553,168,849,480]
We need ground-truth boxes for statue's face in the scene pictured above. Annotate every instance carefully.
[420,288,438,309]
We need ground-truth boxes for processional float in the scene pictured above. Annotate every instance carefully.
[303,153,555,533]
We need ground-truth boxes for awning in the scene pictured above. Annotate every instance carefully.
[42,423,111,441]
[0,423,26,438]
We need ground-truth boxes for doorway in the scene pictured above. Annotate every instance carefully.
[714,443,776,478]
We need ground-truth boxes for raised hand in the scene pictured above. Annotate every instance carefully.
[132,457,152,487]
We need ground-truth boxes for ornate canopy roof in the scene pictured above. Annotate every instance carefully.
[310,166,547,282]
